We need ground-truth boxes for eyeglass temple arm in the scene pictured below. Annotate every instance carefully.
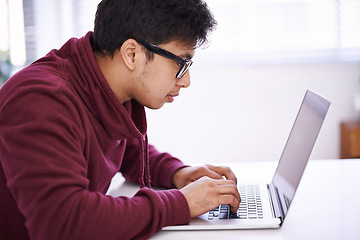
[141,42,185,64]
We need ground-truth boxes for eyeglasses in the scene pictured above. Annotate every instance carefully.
[139,41,193,79]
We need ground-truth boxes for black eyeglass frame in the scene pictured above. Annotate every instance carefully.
[139,41,193,79]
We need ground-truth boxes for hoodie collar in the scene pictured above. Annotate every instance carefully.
[63,32,147,140]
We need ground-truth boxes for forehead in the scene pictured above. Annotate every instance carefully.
[158,41,196,59]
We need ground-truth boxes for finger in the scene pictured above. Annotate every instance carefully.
[213,178,237,187]
[197,177,240,202]
[206,165,235,180]
[219,195,241,213]
[215,181,241,203]
[206,165,238,183]
[191,166,223,181]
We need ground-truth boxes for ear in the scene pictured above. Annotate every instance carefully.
[119,39,143,71]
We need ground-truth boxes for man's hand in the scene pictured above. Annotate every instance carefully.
[172,164,237,189]
[179,176,240,218]
[172,164,240,218]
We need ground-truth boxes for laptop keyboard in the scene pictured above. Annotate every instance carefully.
[208,185,264,220]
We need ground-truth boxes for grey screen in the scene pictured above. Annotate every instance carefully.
[272,90,330,215]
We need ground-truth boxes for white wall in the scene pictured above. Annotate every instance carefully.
[31,0,360,165]
[146,62,360,165]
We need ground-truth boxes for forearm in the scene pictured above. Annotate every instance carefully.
[13,185,189,239]
[148,146,188,188]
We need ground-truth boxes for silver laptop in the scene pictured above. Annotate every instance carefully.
[164,90,330,230]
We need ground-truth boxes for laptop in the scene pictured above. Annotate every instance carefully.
[163,90,331,230]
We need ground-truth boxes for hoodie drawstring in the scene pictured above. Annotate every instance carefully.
[138,135,151,188]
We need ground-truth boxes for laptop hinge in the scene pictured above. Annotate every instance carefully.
[267,183,285,222]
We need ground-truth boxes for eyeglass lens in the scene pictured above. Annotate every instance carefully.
[176,60,193,79]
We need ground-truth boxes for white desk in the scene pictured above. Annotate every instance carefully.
[107,159,360,240]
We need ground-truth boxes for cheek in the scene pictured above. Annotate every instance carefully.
[148,72,175,95]
[142,59,178,98]
[151,57,178,82]
[137,75,169,102]
[150,82,171,99]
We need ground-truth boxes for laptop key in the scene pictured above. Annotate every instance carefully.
[207,185,264,221]
[219,212,228,219]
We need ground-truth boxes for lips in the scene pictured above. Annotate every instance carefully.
[167,93,179,103]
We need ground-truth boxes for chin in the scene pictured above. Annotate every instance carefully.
[143,101,166,110]
[135,96,167,110]
[146,104,164,110]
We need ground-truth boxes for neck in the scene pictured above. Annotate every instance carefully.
[94,52,131,104]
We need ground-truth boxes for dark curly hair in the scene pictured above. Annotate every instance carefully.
[92,0,217,59]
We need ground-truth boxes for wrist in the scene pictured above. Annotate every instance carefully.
[171,166,189,188]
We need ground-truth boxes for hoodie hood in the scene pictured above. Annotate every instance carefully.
[53,32,147,140]
[45,32,150,187]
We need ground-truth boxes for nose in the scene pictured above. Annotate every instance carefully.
[177,71,191,88]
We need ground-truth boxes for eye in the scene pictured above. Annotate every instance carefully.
[177,62,183,68]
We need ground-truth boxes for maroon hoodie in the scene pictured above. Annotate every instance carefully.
[0,32,190,240]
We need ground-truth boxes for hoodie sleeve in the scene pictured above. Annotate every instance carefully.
[120,138,188,188]
[0,83,190,240]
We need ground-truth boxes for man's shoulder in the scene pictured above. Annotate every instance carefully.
[2,61,77,99]
[0,65,83,124]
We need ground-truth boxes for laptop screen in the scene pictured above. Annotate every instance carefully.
[272,90,330,217]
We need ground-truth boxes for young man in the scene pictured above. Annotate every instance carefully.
[0,0,240,239]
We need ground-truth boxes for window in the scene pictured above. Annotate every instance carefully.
[0,0,27,82]
[197,0,360,65]
[71,0,99,38]
[5,0,360,71]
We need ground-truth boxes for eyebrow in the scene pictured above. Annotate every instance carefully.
[180,53,194,60]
